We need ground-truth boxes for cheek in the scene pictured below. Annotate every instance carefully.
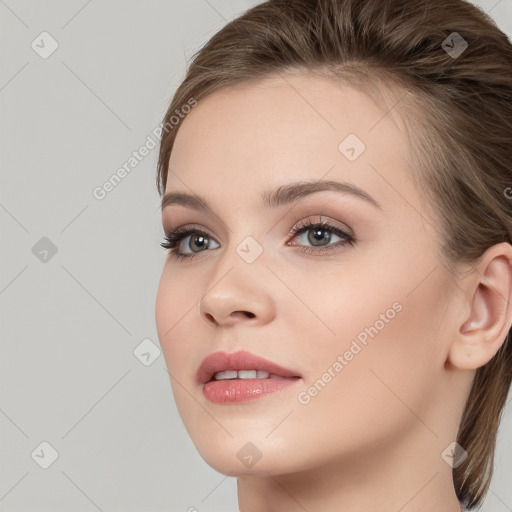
[156,273,202,428]
[290,259,447,433]
[305,234,448,370]
[155,270,199,371]
[270,326,436,474]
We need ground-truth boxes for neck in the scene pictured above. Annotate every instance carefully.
[237,426,463,512]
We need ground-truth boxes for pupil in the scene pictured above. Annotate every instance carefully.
[309,228,331,246]
[192,235,208,251]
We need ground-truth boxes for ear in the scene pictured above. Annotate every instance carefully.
[448,242,512,371]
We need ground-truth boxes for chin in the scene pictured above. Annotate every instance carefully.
[187,432,311,477]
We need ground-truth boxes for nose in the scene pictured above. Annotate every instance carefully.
[199,267,275,328]
[203,309,256,327]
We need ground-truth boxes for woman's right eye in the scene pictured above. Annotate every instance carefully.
[161,226,219,261]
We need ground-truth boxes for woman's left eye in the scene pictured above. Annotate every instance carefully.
[160,219,356,261]
[287,219,356,256]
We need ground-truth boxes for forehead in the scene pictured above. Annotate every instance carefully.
[166,72,412,213]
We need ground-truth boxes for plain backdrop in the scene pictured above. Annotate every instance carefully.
[1,1,511,511]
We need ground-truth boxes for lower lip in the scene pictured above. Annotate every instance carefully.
[202,377,301,404]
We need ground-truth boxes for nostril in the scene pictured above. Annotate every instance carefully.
[231,311,255,319]
[205,311,255,324]
[205,312,217,325]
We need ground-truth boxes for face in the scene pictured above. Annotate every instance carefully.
[155,72,460,476]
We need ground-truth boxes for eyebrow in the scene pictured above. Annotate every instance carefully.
[160,180,382,212]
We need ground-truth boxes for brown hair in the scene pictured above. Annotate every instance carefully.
[156,0,512,508]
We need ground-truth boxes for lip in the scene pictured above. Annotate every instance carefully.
[197,350,301,384]
[197,350,302,404]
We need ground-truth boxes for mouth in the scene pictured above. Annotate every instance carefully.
[211,370,291,380]
[197,350,302,404]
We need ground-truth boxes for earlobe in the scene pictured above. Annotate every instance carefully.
[448,243,512,371]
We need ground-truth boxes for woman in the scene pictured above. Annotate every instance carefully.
[155,0,512,510]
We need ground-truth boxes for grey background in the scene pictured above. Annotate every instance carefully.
[0,1,511,511]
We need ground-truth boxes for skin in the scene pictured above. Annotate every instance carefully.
[155,72,512,512]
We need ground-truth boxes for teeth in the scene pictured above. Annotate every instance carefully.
[213,370,278,380]
[238,370,257,379]
[215,370,237,380]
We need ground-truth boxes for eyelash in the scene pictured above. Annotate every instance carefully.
[160,218,356,262]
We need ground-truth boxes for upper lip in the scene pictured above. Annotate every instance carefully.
[197,350,302,384]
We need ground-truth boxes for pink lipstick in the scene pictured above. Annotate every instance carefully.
[197,350,302,404]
